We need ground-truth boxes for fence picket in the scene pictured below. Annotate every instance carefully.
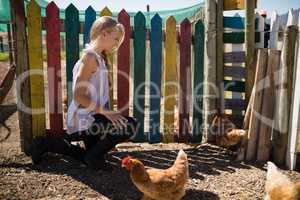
[133,12,146,142]
[272,26,298,166]
[65,4,79,105]
[287,16,300,170]
[269,11,280,49]
[287,9,297,26]
[27,0,46,137]
[83,6,96,48]
[117,9,130,116]
[163,16,177,143]
[192,20,204,143]
[46,2,63,136]
[179,18,191,142]
[149,13,162,143]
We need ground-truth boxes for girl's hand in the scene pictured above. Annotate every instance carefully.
[97,108,128,129]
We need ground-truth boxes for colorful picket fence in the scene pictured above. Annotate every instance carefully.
[26,1,205,143]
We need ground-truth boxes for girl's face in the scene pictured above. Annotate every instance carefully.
[100,29,124,53]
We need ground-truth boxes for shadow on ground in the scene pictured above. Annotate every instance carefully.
[0,144,257,200]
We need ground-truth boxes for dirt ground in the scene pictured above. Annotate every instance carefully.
[1,60,300,200]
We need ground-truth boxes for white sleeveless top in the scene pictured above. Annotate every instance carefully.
[66,48,110,134]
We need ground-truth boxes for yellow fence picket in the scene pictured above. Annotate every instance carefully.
[27,0,46,137]
[163,16,177,143]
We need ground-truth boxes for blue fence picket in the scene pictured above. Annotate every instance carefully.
[149,13,162,143]
[65,4,79,106]
[83,6,96,46]
[133,12,146,142]
[192,20,204,143]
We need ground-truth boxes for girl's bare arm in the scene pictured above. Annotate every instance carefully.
[73,54,104,113]
[73,54,127,127]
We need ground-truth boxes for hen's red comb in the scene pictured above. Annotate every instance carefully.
[121,155,132,166]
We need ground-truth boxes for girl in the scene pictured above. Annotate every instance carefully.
[29,16,138,171]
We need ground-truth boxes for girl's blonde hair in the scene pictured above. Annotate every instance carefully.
[89,16,125,45]
[88,16,125,68]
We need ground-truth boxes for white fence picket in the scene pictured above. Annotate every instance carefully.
[286,9,300,170]
[269,11,279,49]
[287,9,297,26]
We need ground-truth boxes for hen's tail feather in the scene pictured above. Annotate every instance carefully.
[176,149,187,161]
[266,161,292,192]
[267,161,278,181]
[174,150,188,171]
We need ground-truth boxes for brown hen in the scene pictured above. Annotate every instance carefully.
[265,162,300,200]
[122,149,189,200]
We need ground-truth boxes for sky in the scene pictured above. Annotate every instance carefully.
[258,0,300,15]
[51,0,300,16]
